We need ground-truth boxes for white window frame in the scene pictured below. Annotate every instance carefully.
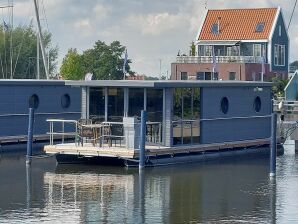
[253,44,262,57]
[274,44,285,66]
[204,46,212,56]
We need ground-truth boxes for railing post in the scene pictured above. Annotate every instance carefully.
[139,110,147,169]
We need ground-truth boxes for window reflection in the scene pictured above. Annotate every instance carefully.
[128,88,144,118]
[173,88,200,145]
[89,88,105,123]
[108,88,124,122]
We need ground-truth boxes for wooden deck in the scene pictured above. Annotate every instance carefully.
[0,134,74,144]
[44,138,271,159]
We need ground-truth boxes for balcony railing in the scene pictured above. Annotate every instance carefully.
[176,56,264,64]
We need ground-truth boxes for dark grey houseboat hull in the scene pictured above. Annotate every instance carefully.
[55,144,284,167]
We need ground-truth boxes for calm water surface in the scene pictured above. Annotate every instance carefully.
[0,142,298,223]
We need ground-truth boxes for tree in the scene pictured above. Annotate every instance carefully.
[60,40,131,80]
[0,24,58,79]
[190,41,196,56]
[271,76,289,97]
[290,61,298,66]
[60,48,85,80]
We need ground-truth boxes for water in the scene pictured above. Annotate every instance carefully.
[0,142,298,223]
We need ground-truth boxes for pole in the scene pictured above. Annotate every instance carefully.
[159,59,161,80]
[33,0,49,79]
[139,110,147,169]
[9,0,13,79]
[36,0,40,79]
[270,113,277,177]
[26,108,35,165]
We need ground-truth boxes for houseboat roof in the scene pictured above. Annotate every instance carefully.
[65,80,272,88]
[198,7,279,41]
[0,79,66,86]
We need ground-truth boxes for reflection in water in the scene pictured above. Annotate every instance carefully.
[0,143,298,223]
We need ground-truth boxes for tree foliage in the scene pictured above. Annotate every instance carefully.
[60,48,85,80]
[60,40,131,80]
[290,60,298,66]
[190,41,196,56]
[0,24,58,79]
[271,76,289,97]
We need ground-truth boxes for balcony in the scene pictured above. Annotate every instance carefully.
[176,56,264,64]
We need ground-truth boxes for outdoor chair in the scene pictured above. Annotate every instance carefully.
[77,119,93,146]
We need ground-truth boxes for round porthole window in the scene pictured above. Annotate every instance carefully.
[61,94,71,109]
[254,96,261,112]
[220,97,229,114]
[29,94,39,109]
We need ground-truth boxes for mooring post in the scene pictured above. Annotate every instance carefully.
[26,108,35,165]
[139,110,147,169]
[270,113,277,177]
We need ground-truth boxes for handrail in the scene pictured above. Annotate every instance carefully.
[47,119,78,145]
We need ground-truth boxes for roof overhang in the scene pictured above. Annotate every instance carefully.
[65,80,273,88]
[197,40,240,45]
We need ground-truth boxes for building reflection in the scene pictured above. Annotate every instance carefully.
[41,157,276,223]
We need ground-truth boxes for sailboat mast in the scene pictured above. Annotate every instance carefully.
[9,0,13,79]
[33,0,49,79]
[36,0,39,79]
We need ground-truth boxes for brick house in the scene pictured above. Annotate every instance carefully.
[171,7,289,81]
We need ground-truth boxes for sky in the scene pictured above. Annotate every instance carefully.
[3,0,298,77]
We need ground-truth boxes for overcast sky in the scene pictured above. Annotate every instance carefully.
[4,0,298,77]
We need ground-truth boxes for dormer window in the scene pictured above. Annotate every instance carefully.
[211,23,219,34]
[256,23,264,32]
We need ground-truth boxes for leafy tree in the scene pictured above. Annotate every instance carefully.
[190,41,196,56]
[271,76,289,97]
[61,40,131,80]
[83,40,131,80]
[0,24,58,79]
[60,48,85,80]
[290,60,298,66]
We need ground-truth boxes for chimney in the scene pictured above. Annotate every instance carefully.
[217,17,221,33]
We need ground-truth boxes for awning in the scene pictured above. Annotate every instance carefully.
[196,40,240,46]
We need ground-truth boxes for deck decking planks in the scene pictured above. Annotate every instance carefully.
[44,138,271,159]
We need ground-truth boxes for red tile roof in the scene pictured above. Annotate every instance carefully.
[198,8,278,41]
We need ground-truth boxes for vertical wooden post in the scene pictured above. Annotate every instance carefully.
[26,108,35,165]
[139,110,147,169]
[270,113,277,177]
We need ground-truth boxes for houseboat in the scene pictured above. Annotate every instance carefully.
[44,80,284,167]
[0,79,81,150]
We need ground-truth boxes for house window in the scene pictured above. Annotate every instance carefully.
[227,47,232,56]
[226,46,239,56]
[181,72,188,80]
[256,23,265,32]
[274,45,285,66]
[204,46,213,56]
[196,72,205,80]
[229,72,236,80]
[253,44,262,57]
[211,23,219,34]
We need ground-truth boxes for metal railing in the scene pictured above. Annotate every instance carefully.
[47,119,164,148]
[176,55,264,64]
[146,121,162,144]
[172,119,200,145]
[47,119,78,145]
[273,99,298,113]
